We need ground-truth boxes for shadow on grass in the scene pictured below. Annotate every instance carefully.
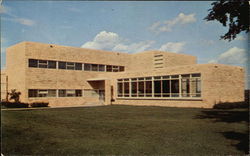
[220,131,249,154]
[196,109,249,123]
[196,107,249,154]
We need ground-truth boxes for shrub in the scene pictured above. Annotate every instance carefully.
[1,101,29,108]
[213,101,249,109]
[30,102,49,107]
[8,89,21,103]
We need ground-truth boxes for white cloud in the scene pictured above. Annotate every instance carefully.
[81,31,155,53]
[0,5,7,14]
[1,5,35,26]
[235,35,246,41]
[209,47,247,65]
[159,42,186,53]
[15,18,35,26]
[3,17,35,26]
[150,13,196,33]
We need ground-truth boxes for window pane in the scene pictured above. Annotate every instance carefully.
[138,81,144,97]
[75,63,82,70]
[48,61,56,69]
[66,90,75,97]
[28,89,38,97]
[91,64,98,71]
[48,89,56,97]
[38,60,48,68]
[162,76,170,79]
[181,78,190,97]
[192,73,201,77]
[67,62,75,70]
[113,67,119,72]
[59,62,66,69]
[106,65,112,72]
[28,59,38,68]
[59,89,66,97]
[119,66,125,72]
[154,80,161,97]
[75,90,82,97]
[171,79,179,97]
[154,76,161,80]
[124,82,129,97]
[191,78,201,97]
[171,75,179,79]
[131,81,137,97]
[145,81,152,97]
[84,64,91,71]
[162,80,170,97]
[38,89,48,97]
[99,65,105,71]
[118,83,123,97]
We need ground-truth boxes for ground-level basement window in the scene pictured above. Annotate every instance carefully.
[117,73,201,98]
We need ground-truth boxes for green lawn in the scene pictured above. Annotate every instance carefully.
[1,105,249,155]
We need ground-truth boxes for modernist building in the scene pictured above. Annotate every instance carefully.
[1,41,245,108]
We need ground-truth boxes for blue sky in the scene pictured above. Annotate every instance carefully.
[1,1,249,88]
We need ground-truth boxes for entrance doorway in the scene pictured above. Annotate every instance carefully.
[98,90,105,104]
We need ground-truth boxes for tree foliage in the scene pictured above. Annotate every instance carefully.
[204,0,249,41]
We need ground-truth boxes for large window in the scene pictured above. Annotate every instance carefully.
[117,73,201,99]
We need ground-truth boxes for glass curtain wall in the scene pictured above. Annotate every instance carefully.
[117,73,201,98]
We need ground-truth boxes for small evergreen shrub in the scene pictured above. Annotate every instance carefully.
[1,101,29,108]
[30,102,49,107]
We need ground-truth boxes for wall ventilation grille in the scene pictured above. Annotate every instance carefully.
[153,54,164,69]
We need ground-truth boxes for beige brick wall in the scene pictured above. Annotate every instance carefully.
[6,43,26,102]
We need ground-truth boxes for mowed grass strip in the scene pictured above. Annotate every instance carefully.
[2,105,249,155]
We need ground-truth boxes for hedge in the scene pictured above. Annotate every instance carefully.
[1,102,29,108]
[30,102,49,107]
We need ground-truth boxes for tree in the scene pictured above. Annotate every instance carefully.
[204,0,249,41]
[8,89,21,103]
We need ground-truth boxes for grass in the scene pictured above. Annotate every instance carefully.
[1,105,249,155]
